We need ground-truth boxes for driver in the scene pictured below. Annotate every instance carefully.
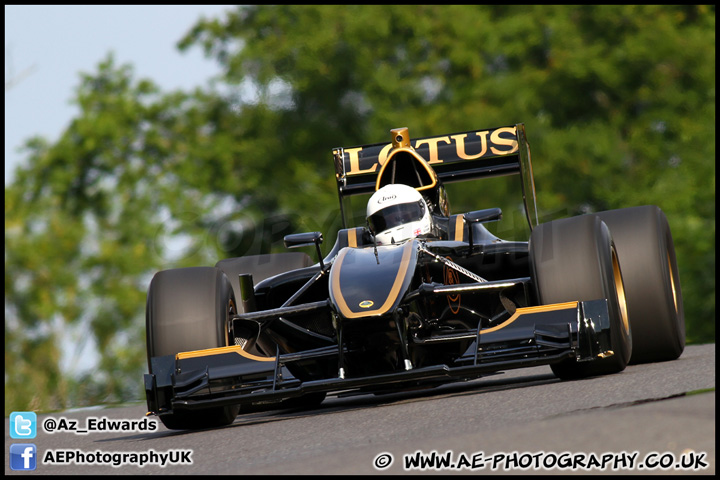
[366,184,433,245]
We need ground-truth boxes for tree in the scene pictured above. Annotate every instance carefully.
[181,4,715,338]
[5,5,714,413]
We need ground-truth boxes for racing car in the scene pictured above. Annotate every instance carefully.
[144,124,685,430]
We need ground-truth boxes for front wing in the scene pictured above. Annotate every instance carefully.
[144,298,613,418]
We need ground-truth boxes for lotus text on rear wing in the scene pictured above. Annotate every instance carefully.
[339,126,519,176]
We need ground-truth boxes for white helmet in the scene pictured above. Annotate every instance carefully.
[366,184,432,245]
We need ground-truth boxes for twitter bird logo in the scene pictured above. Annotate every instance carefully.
[10,412,37,439]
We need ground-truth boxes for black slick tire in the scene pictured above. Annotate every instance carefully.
[146,266,240,430]
[215,252,313,311]
[594,206,685,363]
[529,215,632,379]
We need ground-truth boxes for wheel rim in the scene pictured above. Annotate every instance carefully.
[667,251,679,316]
[611,246,630,337]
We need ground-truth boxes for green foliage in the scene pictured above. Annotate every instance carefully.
[5,5,714,413]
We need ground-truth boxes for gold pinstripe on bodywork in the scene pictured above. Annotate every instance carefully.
[176,345,275,362]
[375,150,439,192]
[374,128,439,193]
[481,301,579,334]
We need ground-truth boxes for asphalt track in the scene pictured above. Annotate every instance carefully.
[5,343,714,475]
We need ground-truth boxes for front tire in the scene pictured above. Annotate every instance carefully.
[146,266,240,430]
[595,206,685,363]
[529,215,632,379]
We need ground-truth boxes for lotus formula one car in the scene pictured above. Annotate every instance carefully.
[144,124,685,430]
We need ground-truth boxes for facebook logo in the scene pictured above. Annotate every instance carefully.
[10,444,37,471]
[10,411,37,439]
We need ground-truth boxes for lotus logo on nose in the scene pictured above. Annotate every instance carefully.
[359,300,374,308]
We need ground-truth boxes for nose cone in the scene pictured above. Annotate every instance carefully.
[329,241,417,319]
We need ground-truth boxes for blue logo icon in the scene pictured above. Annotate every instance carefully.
[10,444,37,471]
[10,411,37,439]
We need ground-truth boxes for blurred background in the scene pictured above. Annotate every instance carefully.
[5,5,714,414]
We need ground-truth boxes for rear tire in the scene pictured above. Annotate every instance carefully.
[215,252,313,310]
[146,266,240,430]
[595,206,685,363]
[529,215,632,379]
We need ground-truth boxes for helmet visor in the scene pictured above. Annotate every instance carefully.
[368,200,426,234]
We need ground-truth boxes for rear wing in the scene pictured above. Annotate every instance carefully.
[332,123,539,230]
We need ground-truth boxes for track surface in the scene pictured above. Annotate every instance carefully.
[5,343,715,475]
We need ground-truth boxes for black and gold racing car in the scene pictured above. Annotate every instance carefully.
[144,124,685,430]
